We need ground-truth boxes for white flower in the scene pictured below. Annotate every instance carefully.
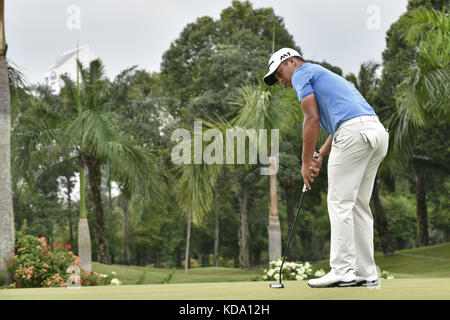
[100,273,108,278]
[262,275,268,280]
[274,273,280,280]
[314,269,326,278]
[110,278,122,286]
[387,275,394,280]
[111,271,117,276]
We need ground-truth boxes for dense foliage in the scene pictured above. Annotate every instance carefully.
[4,1,449,280]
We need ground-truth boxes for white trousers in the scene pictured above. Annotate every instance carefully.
[327,116,389,277]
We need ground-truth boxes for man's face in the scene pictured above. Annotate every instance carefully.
[274,59,296,88]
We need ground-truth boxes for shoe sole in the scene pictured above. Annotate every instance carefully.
[355,280,379,287]
[308,280,356,288]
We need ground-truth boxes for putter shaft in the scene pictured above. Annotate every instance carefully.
[274,150,319,287]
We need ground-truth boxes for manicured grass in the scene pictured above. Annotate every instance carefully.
[1,242,449,300]
[91,263,261,285]
[312,242,450,279]
[1,278,449,300]
[93,242,450,285]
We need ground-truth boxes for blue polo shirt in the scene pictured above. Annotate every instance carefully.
[292,62,376,134]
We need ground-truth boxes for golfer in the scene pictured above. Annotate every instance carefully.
[263,48,389,288]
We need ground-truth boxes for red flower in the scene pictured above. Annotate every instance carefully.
[65,244,72,250]
[46,246,50,250]
[17,284,22,288]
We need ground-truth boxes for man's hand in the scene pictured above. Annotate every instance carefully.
[302,151,322,190]
[301,161,314,190]
[309,154,323,179]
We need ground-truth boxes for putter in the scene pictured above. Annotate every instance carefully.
[270,150,320,289]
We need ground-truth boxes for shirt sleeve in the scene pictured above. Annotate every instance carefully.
[292,69,314,102]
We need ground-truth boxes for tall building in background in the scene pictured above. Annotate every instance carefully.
[43,45,97,94]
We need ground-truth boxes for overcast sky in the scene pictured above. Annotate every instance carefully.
[7,0,408,84]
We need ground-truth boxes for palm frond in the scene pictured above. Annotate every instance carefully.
[12,102,66,183]
[177,162,221,226]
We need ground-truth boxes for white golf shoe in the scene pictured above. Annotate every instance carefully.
[308,268,356,288]
[355,274,379,287]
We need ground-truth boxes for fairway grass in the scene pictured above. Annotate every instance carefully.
[1,278,449,300]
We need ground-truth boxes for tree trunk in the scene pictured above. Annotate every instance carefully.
[238,183,251,268]
[415,169,429,247]
[66,175,74,247]
[154,250,161,268]
[77,219,92,271]
[123,198,130,265]
[214,206,220,267]
[284,178,298,261]
[268,156,281,261]
[77,164,92,271]
[86,156,111,264]
[0,43,15,285]
[371,176,395,254]
[184,211,192,275]
[176,246,181,268]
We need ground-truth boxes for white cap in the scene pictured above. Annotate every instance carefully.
[263,48,302,86]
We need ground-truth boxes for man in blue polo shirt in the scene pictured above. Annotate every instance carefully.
[264,48,389,288]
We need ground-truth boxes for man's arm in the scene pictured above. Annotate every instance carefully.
[300,94,320,189]
[309,135,332,179]
[319,135,333,157]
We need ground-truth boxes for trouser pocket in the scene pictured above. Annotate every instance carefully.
[360,128,379,149]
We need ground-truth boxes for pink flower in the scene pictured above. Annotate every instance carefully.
[38,237,47,247]
[65,244,72,250]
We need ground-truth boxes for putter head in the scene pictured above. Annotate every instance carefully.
[269,283,285,289]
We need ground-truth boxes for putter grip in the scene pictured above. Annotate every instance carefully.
[302,150,320,192]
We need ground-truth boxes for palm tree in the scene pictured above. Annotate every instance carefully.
[231,83,308,262]
[13,59,156,265]
[0,0,15,285]
[389,8,449,246]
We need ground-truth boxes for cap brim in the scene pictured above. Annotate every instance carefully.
[263,59,281,86]
[263,72,277,86]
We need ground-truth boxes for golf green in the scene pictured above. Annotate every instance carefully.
[1,278,449,300]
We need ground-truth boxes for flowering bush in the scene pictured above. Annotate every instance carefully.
[5,226,119,288]
[262,259,325,281]
[110,278,122,286]
[380,270,394,280]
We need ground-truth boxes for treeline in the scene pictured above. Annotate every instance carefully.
[8,0,449,270]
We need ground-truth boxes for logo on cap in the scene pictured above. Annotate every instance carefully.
[280,52,291,60]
